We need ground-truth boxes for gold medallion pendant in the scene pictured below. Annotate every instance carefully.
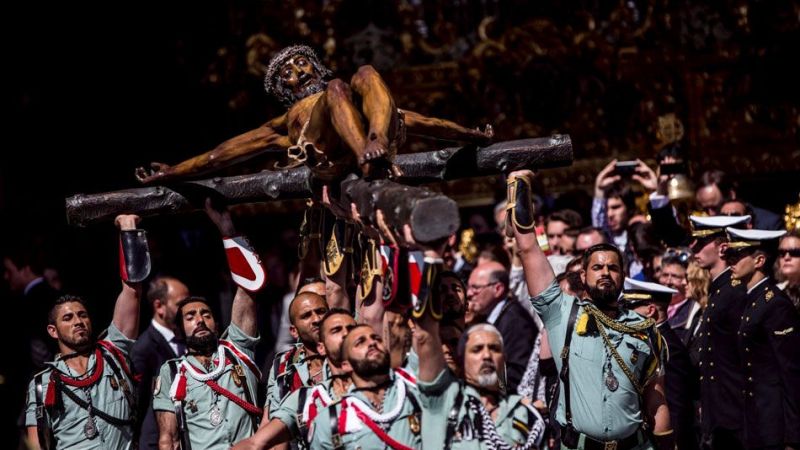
[408,414,421,434]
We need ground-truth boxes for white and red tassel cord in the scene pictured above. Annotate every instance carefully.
[169,342,263,416]
[223,236,267,293]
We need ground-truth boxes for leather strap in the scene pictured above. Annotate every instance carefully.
[169,360,192,450]
[444,383,464,450]
[330,403,344,450]
[560,300,580,426]
[34,372,53,450]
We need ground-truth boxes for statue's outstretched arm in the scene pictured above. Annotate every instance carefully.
[135,114,290,184]
[401,109,493,145]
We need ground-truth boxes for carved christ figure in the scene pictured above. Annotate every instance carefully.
[135,45,493,182]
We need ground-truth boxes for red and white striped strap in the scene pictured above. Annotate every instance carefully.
[223,236,267,293]
[220,340,262,380]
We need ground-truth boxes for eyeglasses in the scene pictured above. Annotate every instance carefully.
[467,282,499,293]
[779,248,800,258]
[663,248,692,264]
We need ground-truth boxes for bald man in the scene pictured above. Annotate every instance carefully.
[466,262,538,392]
[265,292,329,418]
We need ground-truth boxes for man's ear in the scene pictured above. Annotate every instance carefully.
[580,269,587,285]
[753,253,766,270]
[341,359,352,373]
[317,341,327,356]
[289,325,299,340]
[47,324,58,340]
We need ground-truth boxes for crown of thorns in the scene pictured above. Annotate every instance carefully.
[263,45,332,94]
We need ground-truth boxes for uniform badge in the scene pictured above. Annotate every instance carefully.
[408,414,421,434]
[731,279,742,287]
[110,377,119,390]
[153,376,161,395]
[232,364,244,387]
[765,290,774,302]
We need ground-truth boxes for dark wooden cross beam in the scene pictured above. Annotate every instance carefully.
[65,135,573,243]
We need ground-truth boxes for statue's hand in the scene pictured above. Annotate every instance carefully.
[135,162,172,184]
[478,124,494,145]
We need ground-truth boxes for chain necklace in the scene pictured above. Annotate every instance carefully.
[65,359,99,440]
[591,314,644,394]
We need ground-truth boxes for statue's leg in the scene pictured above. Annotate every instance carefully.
[349,65,398,165]
[306,78,366,151]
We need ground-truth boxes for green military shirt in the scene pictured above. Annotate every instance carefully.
[266,343,330,418]
[271,378,344,443]
[25,324,136,450]
[309,371,422,450]
[531,281,661,442]
[152,324,260,450]
[417,368,545,449]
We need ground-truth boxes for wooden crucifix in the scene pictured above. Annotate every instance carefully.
[68,45,573,247]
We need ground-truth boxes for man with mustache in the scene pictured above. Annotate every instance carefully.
[723,227,800,450]
[308,324,422,450]
[414,308,546,449]
[510,169,673,450]
[231,308,357,450]
[135,45,493,183]
[152,200,267,450]
[265,291,329,419]
[25,214,146,450]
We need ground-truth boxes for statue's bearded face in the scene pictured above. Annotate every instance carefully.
[276,55,327,104]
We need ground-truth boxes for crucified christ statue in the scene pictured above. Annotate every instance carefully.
[135,44,493,183]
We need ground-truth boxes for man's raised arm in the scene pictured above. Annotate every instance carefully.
[204,199,264,337]
[112,214,146,339]
[508,170,555,297]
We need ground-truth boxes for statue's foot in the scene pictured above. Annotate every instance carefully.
[358,137,389,166]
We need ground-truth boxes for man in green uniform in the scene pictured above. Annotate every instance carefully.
[309,324,422,450]
[509,169,673,450]
[232,308,356,450]
[25,214,146,450]
[414,313,546,449]
[153,200,267,450]
[265,292,329,418]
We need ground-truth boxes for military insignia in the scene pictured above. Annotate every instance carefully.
[512,418,530,434]
[731,279,742,287]
[765,290,774,302]
[187,399,199,413]
[232,364,244,387]
[408,414,421,434]
[774,327,794,336]
[110,376,119,390]
[153,376,161,395]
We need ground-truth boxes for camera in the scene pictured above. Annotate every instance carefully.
[659,162,686,176]
[613,160,638,177]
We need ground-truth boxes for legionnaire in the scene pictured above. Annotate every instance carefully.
[622,278,699,450]
[510,169,674,450]
[25,214,148,450]
[265,292,329,418]
[414,313,546,449]
[308,324,422,450]
[688,215,751,450]
[152,200,267,450]
[232,309,356,450]
[724,227,800,449]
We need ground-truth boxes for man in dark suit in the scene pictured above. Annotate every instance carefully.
[467,261,538,392]
[3,244,60,449]
[695,170,782,230]
[131,275,190,450]
[624,277,700,450]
